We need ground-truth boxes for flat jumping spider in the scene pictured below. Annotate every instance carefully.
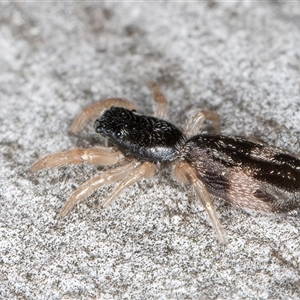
[31,83,300,243]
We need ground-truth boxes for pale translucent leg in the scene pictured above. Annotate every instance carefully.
[102,162,156,208]
[30,147,124,172]
[185,110,221,137]
[149,82,168,119]
[60,160,139,217]
[69,98,135,134]
[174,161,227,244]
[246,137,266,145]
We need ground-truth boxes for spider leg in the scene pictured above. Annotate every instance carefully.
[102,161,156,208]
[174,161,227,244]
[69,98,135,134]
[185,110,221,137]
[60,160,139,217]
[30,147,124,172]
[149,82,168,119]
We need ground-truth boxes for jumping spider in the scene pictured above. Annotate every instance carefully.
[31,83,300,244]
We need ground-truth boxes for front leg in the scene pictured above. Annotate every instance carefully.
[149,82,168,119]
[31,146,124,171]
[69,98,135,134]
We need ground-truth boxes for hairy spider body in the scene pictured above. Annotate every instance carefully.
[31,83,300,244]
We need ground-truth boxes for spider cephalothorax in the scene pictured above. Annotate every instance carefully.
[31,83,300,244]
[94,106,186,163]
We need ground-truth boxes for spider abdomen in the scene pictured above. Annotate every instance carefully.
[181,134,300,213]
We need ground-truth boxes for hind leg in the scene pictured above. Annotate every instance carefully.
[174,161,227,244]
[185,110,221,137]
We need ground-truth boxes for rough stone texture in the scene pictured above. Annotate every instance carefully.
[0,2,300,299]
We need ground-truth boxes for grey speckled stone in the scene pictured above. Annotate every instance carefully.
[0,2,300,299]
